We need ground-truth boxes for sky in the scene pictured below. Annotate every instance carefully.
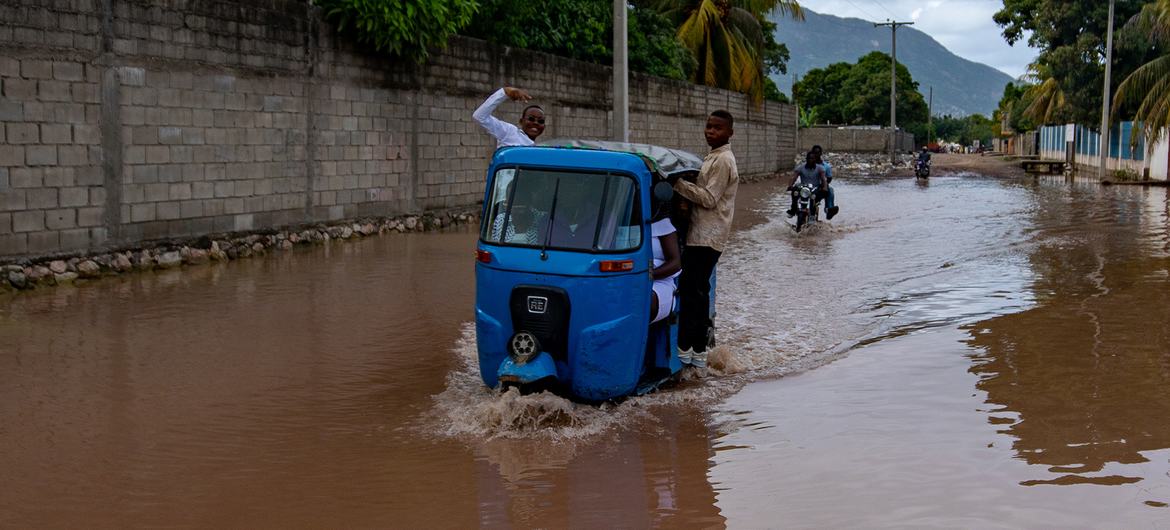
[794,0,1038,78]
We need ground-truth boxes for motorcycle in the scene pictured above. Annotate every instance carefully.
[790,183,821,233]
[915,158,931,179]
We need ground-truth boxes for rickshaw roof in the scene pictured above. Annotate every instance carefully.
[491,140,703,180]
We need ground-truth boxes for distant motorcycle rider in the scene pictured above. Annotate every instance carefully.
[917,146,932,165]
[915,146,932,177]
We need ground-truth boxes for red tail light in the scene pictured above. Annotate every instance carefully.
[475,249,492,263]
[599,260,634,272]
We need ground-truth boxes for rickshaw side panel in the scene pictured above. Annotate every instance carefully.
[475,274,512,389]
[568,271,650,401]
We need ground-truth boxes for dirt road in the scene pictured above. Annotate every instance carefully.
[893,152,1027,178]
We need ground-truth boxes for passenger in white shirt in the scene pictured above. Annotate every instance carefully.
[473,87,546,148]
[650,210,681,324]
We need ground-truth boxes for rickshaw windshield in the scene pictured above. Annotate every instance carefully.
[482,168,642,252]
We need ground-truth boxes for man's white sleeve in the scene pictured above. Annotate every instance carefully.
[473,88,513,142]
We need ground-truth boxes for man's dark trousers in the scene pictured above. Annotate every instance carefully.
[677,245,722,353]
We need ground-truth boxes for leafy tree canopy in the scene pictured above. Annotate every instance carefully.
[1113,0,1170,143]
[793,51,928,129]
[994,0,1153,125]
[996,81,1037,133]
[315,0,479,62]
[643,0,802,102]
[465,0,697,81]
[934,114,996,147]
[316,0,798,101]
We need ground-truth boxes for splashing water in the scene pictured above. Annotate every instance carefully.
[430,177,1042,440]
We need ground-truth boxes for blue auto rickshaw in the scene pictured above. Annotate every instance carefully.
[475,140,709,402]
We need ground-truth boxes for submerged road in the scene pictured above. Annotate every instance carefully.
[2,154,1169,527]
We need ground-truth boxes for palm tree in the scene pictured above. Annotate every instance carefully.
[1021,62,1066,124]
[1113,0,1170,143]
[645,0,803,101]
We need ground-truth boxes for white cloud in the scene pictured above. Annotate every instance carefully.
[793,0,1038,78]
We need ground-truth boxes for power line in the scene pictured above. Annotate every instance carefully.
[868,0,899,20]
[815,13,876,29]
[840,0,881,21]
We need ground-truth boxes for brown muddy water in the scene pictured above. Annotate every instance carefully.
[2,172,1169,528]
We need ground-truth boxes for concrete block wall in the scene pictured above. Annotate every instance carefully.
[799,127,915,154]
[0,54,105,256]
[0,0,798,260]
[0,0,106,257]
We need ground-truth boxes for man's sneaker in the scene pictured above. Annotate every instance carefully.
[678,348,694,365]
[786,209,796,218]
[827,206,839,220]
[691,349,708,369]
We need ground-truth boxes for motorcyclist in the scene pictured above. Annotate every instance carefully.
[917,146,932,168]
[786,151,828,217]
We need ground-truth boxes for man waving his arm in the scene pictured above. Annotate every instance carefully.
[473,87,546,148]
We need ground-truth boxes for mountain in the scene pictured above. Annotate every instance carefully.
[769,9,1015,118]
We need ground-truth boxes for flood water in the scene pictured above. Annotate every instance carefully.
[2,166,1169,527]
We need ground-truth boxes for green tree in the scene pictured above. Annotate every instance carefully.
[1019,62,1066,124]
[793,52,928,132]
[466,0,610,63]
[797,104,819,127]
[314,0,480,62]
[465,0,695,81]
[631,6,700,80]
[763,78,789,102]
[1113,0,1170,143]
[996,81,1037,134]
[934,114,996,147]
[994,0,1150,125]
[793,61,850,122]
[645,0,804,102]
[759,17,791,103]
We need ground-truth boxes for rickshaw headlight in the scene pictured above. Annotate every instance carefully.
[508,331,541,364]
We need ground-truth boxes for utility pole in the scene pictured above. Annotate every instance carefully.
[875,20,914,165]
[1099,0,1115,180]
[928,85,933,145]
[612,0,629,143]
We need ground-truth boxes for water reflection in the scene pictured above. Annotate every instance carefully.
[965,183,1170,486]
[471,410,724,528]
[0,231,488,527]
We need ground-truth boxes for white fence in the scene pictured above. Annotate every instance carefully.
[1038,123,1169,179]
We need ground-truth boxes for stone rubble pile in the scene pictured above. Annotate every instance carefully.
[1,210,479,293]
[793,152,916,176]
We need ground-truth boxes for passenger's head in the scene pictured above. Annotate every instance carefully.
[519,105,545,140]
[705,110,734,148]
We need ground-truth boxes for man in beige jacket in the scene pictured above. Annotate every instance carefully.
[671,110,739,369]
